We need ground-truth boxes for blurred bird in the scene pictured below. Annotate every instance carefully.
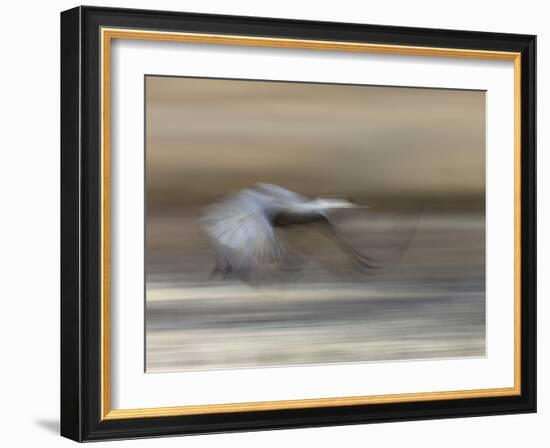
[200,183,414,280]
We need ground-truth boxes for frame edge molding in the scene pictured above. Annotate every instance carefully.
[60,5,537,442]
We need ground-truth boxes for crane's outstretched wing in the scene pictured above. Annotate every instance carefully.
[200,192,286,278]
[318,210,420,272]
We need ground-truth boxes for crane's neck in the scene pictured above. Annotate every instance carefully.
[311,198,357,210]
[272,198,357,226]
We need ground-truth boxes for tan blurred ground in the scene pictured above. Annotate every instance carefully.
[146,76,485,210]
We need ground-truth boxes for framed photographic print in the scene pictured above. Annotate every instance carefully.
[60,6,536,442]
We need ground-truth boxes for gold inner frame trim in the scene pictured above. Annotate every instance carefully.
[100,27,522,421]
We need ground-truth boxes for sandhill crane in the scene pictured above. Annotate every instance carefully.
[200,183,413,280]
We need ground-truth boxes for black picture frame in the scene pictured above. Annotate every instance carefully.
[61,5,536,442]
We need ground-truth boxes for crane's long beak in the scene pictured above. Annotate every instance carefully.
[342,203,370,209]
[331,203,370,209]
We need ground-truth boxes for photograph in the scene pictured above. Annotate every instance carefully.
[144,76,486,373]
[58,4,537,442]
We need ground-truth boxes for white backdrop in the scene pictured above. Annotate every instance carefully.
[111,40,515,409]
[0,0,546,447]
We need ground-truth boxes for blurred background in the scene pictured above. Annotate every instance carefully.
[145,76,485,372]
